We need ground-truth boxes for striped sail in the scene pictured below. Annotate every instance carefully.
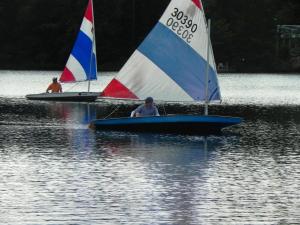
[102,0,220,102]
[60,0,97,83]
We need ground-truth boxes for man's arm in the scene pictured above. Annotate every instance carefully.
[46,84,51,93]
[133,105,143,117]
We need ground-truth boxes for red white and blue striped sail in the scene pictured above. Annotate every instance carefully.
[60,0,97,83]
[101,0,220,102]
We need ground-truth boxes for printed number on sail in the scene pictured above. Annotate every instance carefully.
[166,8,198,43]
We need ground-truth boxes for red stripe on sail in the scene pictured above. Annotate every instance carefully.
[84,0,93,23]
[101,78,138,99]
[59,67,76,82]
[192,0,202,10]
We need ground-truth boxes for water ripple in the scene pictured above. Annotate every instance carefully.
[1,76,300,224]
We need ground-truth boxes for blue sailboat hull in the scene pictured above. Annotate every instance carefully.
[90,115,242,134]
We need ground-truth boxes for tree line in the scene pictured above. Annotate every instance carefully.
[0,0,299,72]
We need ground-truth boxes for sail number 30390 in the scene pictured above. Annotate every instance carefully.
[166,8,198,43]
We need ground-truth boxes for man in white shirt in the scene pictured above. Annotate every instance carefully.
[131,97,160,117]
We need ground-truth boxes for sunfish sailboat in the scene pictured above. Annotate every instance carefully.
[90,0,242,134]
[26,0,100,102]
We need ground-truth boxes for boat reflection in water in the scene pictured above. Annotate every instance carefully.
[45,101,240,159]
[93,130,240,170]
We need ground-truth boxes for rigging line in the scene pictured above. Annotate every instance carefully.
[103,105,121,119]
[64,82,81,92]
[161,104,167,115]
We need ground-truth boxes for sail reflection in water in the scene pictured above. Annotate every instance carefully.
[47,103,99,155]
[87,133,238,224]
[49,102,97,125]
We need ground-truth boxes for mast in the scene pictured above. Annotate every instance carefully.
[131,0,136,52]
[204,19,211,116]
[88,0,98,92]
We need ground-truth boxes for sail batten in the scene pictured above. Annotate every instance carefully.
[102,0,220,102]
[60,0,97,83]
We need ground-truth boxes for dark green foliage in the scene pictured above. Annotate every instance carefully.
[0,0,298,72]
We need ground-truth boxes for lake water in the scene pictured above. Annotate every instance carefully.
[0,71,300,224]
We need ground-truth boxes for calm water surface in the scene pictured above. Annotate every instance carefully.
[0,71,300,224]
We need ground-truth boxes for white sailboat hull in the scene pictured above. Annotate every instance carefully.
[26,92,101,102]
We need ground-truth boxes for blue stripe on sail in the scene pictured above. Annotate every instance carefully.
[209,87,219,101]
[71,31,96,80]
[138,22,220,101]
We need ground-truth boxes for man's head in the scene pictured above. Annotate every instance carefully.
[145,97,153,107]
[53,77,58,83]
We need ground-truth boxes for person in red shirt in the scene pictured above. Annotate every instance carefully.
[46,77,62,93]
